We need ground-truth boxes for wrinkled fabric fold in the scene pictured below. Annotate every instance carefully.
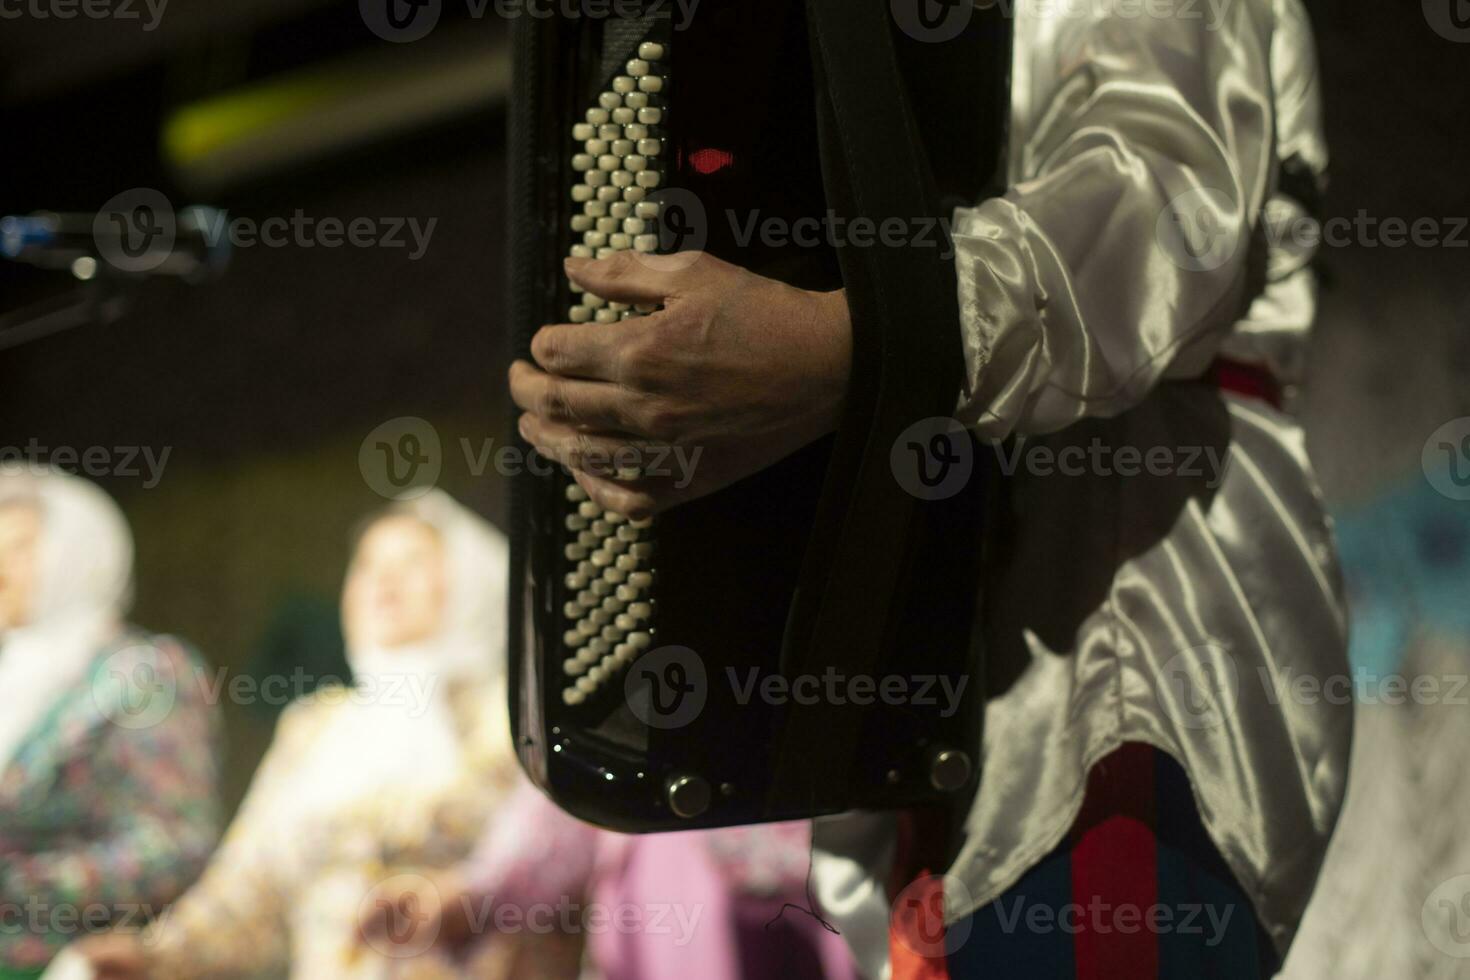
[814,1,1350,974]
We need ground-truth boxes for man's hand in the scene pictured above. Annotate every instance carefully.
[356,868,478,954]
[73,933,148,980]
[510,251,851,518]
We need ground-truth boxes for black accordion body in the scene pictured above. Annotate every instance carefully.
[509,0,1012,832]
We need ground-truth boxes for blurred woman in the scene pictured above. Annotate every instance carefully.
[363,781,859,979]
[0,467,220,979]
[77,490,570,979]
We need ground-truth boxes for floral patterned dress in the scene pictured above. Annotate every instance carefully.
[0,633,222,978]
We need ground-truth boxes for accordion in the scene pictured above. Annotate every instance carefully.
[509,1,1011,832]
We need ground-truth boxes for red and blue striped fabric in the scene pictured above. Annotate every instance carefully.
[893,744,1280,980]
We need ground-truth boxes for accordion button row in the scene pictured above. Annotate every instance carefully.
[557,51,667,708]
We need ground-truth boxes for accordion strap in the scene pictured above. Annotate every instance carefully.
[769,0,982,811]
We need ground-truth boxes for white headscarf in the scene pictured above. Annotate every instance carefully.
[283,489,510,822]
[0,465,134,776]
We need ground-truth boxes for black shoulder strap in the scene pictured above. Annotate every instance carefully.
[769,0,999,810]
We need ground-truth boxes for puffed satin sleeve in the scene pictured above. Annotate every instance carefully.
[954,0,1279,439]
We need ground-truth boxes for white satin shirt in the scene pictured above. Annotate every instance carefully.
[814,0,1352,973]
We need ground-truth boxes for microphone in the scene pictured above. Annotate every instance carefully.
[1,204,231,283]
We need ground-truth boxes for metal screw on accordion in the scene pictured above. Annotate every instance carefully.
[667,774,712,819]
[928,749,972,793]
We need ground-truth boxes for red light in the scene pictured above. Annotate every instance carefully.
[688,147,734,175]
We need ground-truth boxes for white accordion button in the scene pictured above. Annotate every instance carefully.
[622,217,647,235]
[638,75,664,93]
[569,305,591,322]
[636,107,661,125]
[633,234,658,252]
[586,108,609,125]
[571,185,594,203]
[612,139,634,156]
[629,631,652,650]
[610,170,634,188]
[638,41,665,61]
[595,309,619,324]
[624,154,649,172]
[572,123,595,140]
[627,59,650,77]
[585,169,608,187]
[563,629,584,648]
[637,139,662,156]
[624,124,649,140]
[609,233,632,250]
[562,688,585,706]
[596,216,618,233]
[597,154,620,172]
[634,201,660,219]
[572,153,594,171]
[635,171,661,189]
[583,231,607,248]
[570,214,593,232]
[598,91,620,109]
[599,123,621,140]
[612,107,635,124]
[625,91,649,109]
[612,75,636,94]
[623,186,647,203]
[565,483,589,502]
[597,185,620,202]
[585,139,609,155]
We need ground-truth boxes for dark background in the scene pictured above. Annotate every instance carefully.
[0,0,1466,836]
